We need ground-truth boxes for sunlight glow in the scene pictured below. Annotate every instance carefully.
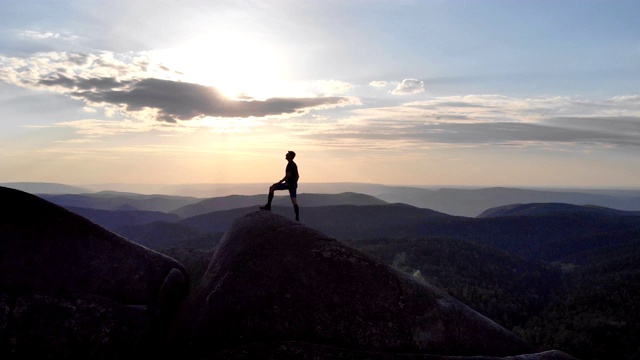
[153,30,293,99]
[201,117,265,133]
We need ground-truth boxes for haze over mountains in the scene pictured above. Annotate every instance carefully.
[8,182,638,265]
[8,181,640,217]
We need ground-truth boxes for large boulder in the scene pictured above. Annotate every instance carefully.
[0,186,189,358]
[169,210,556,359]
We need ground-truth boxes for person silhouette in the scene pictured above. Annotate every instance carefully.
[260,150,300,221]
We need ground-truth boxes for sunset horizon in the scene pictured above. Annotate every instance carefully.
[2,1,639,188]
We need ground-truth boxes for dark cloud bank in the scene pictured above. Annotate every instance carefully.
[38,75,349,122]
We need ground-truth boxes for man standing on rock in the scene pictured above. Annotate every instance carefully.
[260,150,300,221]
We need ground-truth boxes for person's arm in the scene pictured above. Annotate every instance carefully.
[275,166,291,184]
[276,171,291,184]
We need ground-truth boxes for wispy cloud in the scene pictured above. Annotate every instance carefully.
[49,119,160,137]
[308,80,356,95]
[369,80,389,89]
[16,30,79,41]
[296,95,640,150]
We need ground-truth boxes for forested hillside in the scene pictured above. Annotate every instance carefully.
[514,241,640,360]
[344,237,561,330]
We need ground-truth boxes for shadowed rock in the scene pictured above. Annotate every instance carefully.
[0,186,188,308]
[169,211,557,359]
[0,186,189,358]
[10,293,150,359]
[213,342,578,359]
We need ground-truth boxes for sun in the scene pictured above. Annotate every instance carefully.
[154,30,293,100]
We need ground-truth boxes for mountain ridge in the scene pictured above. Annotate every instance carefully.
[478,202,640,218]
[39,192,202,212]
[3,181,638,217]
[170,191,387,218]
[376,186,640,216]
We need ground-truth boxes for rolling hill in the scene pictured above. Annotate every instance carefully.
[19,181,640,217]
[39,191,202,212]
[114,221,222,250]
[67,206,180,230]
[105,200,640,266]
[375,186,640,217]
[478,202,640,218]
[0,182,89,194]
[170,192,387,218]
[177,203,449,238]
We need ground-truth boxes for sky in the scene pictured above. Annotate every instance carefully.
[1,0,639,189]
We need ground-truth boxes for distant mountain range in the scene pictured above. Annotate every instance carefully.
[375,186,640,217]
[12,184,635,266]
[170,192,387,218]
[4,181,640,217]
[44,195,637,267]
[38,191,201,212]
[0,182,89,194]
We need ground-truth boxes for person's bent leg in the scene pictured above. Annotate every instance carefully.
[267,186,275,206]
[260,185,276,210]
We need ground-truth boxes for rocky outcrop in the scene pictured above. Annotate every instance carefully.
[168,211,576,359]
[0,186,189,358]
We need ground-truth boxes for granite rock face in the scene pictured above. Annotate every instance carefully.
[169,211,563,359]
[0,186,189,358]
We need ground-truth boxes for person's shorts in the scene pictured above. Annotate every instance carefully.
[274,182,297,198]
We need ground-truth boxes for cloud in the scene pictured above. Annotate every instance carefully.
[296,95,640,150]
[1,52,353,122]
[302,116,640,150]
[369,81,389,88]
[392,79,425,95]
[545,116,640,137]
[51,119,156,137]
[55,77,348,122]
[17,30,79,42]
[0,52,152,87]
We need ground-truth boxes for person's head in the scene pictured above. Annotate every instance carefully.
[286,150,296,160]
